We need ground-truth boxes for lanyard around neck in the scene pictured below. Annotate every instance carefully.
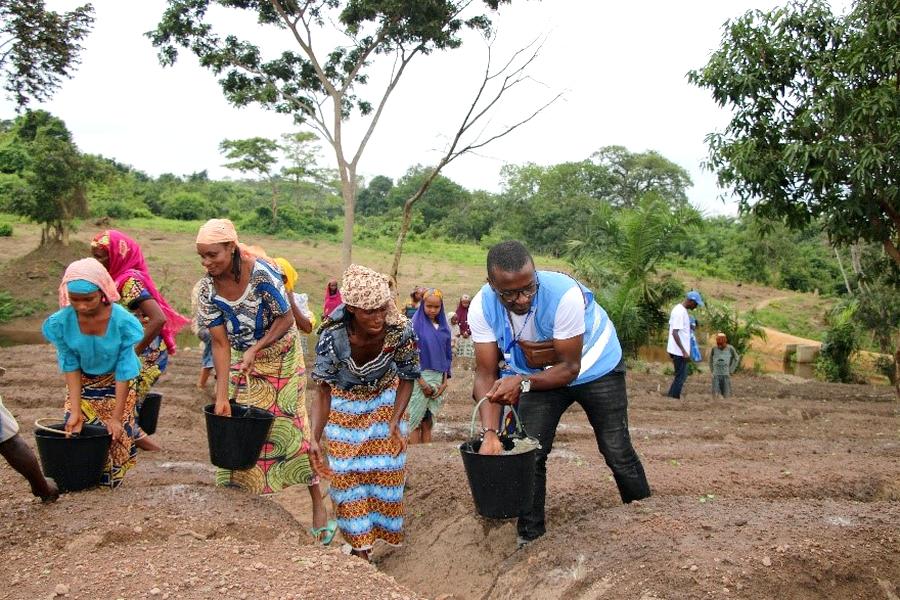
[503,307,534,354]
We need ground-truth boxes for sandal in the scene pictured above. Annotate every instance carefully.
[309,519,338,546]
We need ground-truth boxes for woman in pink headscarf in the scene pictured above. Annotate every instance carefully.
[91,230,190,451]
[322,279,342,320]
[42,258,144,488]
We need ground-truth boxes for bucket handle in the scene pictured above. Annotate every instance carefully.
[34,417,73,437]
[469,396,526,440]
[229,373,246,406]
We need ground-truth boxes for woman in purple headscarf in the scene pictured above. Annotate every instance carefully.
[408,288,452,444]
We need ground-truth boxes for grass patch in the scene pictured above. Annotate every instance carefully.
[755,296,834,341]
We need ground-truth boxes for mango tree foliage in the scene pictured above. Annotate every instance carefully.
[0,0,94,107]
[150,0,508,267]
[688,0,900,266]
[591,145,693,208]
[0,111,89,245]
[220,137,280,222]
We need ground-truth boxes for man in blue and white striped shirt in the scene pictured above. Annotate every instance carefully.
[470,241,650,546]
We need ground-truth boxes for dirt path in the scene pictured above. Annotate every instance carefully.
[2,344,899,599]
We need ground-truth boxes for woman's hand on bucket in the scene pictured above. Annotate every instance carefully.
[237,347,258,375]
[64,410,84,436]
[106,420,125,443]
[309,439,333,478]
[214,399,232,417]
[478,430,503,455]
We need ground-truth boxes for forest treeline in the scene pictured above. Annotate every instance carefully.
[1,110,896,385]
[0,110,843,293]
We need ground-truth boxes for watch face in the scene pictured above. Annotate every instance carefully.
[520,378,531,393]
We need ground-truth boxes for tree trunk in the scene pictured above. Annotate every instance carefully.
[390,204,416,283]
[340,168,357,270]
[833,246,853,296]
[61,223,70,247]
[270,179,279,225]
[389,163,446,282]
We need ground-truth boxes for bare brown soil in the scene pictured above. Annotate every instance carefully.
[2,343,899,600]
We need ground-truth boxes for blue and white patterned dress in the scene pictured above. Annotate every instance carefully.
[312,306,420,551]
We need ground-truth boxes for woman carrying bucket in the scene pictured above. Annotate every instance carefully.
[194,219,335,544]
[309,264,420,561]
[91,229,191,451]
[42,258,144,488]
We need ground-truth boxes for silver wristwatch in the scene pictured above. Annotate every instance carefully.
[519,376,531,394]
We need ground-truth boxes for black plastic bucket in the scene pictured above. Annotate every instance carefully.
[203,403,274,470]
[459,398,538,519]
[138,392,162,435]
[34,422,111,492]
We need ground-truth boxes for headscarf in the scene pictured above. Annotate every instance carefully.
[323,278,343,317]
[196,218,238,245]
[412,289,453,375]
[92,229,191,354]
[455,293,471,337]
[274,257,298,292]
[340,264,402,325]
[58,258,120,308]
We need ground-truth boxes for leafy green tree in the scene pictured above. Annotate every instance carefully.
[1,110,89,245]
[356,175,394,216]
[688,0,900,266]
[591,145,693,208]
[220,137,280,224]
[0,0,94,107]
[150,0,510,268]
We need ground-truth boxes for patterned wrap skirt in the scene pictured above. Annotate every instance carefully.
[64,373,138,488]
[217,328,316,494]
[406,369,445,431]
[326,380,407,551]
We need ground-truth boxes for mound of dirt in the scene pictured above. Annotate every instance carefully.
[0,240,92,306]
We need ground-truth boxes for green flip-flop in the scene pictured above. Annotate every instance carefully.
[309,519,338,546]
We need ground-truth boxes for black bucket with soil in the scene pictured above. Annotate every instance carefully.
[203,402,274,470]
[138,392,162,435]
[34,421,111,492]
[459,398,539,519]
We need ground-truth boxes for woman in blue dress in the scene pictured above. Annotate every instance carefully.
[42,258,144,488]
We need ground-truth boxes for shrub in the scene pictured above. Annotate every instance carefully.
[91,199,152,220]
[162,192,213,221]
[815,301,861,383]
[703,303,767,370]
[0,223,12,237]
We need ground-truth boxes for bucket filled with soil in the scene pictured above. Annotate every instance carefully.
[138,392,162,435]
[459,397,539,519]
[33,420,111,492]
[203,401,274,470]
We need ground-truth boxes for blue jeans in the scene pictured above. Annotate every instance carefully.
[516,362,651,541]
[667,353,688,398]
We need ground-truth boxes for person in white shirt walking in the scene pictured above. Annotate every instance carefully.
[665,291,704,399]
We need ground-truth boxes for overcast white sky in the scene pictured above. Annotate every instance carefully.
[5,0,841,216]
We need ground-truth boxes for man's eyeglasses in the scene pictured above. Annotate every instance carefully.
[495,281,539,302]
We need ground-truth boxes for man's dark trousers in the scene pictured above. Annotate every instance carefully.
[667,353,688,398]
[516,362,651,542]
